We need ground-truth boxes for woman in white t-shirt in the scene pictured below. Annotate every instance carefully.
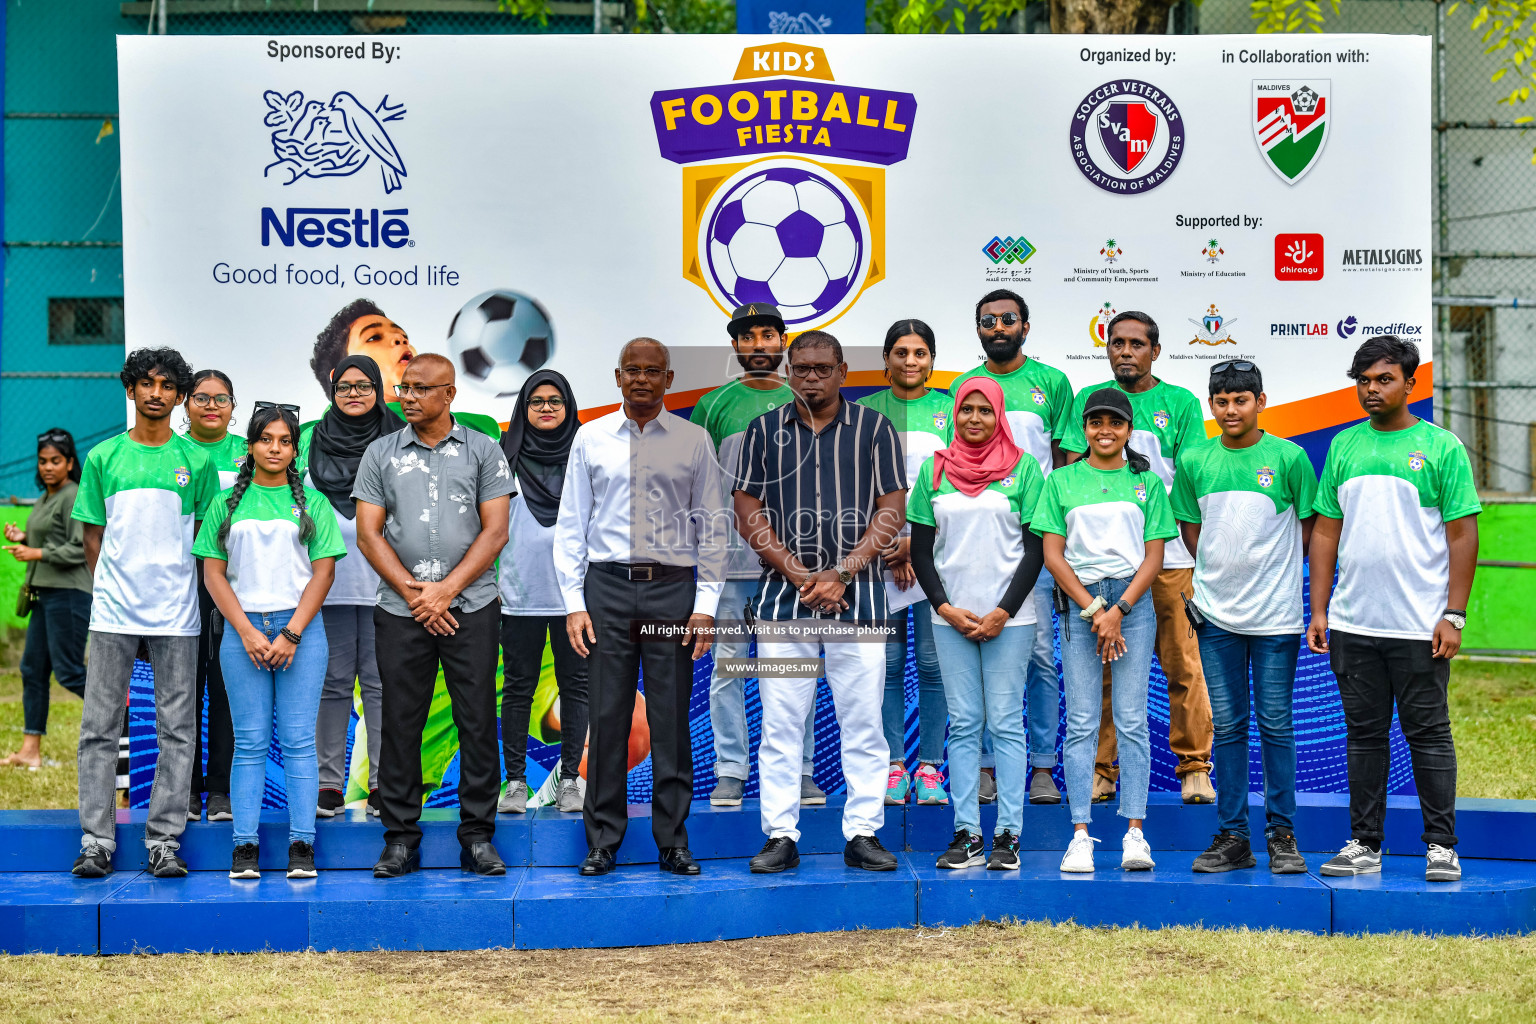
[495,370,588,814]
[194,405,346,881]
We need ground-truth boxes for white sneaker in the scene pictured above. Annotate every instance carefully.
[1426,843,1462,882]
[1319,838,1382,877]
[1121,827,1155,871]
[1060,831,1099,873]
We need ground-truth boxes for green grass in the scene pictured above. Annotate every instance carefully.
[0,671,80,810]
[1449,660,1536,800]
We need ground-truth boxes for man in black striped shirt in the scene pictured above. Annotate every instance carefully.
[733,331,907,873]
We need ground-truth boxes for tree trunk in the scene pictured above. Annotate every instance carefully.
[1049,0,1175,33]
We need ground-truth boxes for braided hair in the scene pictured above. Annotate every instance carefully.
[1123,442,1152,475]
[216,405,315,552]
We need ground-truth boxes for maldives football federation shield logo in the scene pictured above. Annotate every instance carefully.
[1253,80,1331,185]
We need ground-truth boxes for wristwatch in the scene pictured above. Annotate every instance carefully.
[1115,599,1133,617]
[1443,609,1467,631]
[836,561,854,586]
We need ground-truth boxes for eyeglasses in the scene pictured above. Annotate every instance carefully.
[36,429,70,445]
[253,401,301,416]
[977,312,1022,329]
[619,367,667,382]
[394,383,449,398]
[334,381,375,397]
[788,363,838,379]
[1210,360,1257,374]
[528,397,566,410]
[190,393,234,409]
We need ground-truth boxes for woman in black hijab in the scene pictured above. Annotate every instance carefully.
[302,354,404,818]
[495,369,588,815]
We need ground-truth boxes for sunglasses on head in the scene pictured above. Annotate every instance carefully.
[36,429,70,446]
[254,401,301,417]
[1211,360,1257,375]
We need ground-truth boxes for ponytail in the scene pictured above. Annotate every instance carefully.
[286,462,316,544]
[216,458,255,553]
[1124,442,1151,474]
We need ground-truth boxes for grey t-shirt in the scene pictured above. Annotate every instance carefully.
[352,419,515,616]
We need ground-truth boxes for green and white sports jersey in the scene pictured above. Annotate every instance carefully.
[1062,378,1205,569]
[950,357,1074,479]
[1170,432,1317,635]
[192,484,347,612]
[908,451,1045,627]
[858,387,951,611]
[1314,418,1481,641]
[1030,460,1177,584]
[181,431,247,489]
[691,377,796,580]
[73,432,220,636]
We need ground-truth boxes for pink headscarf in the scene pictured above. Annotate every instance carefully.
[932,376,1023,498]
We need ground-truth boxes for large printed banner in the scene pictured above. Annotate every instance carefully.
[118,34,1431,801]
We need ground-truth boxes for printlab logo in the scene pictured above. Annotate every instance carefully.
[1188,304,1238,346]
[1100,238,1124,264]
[263,89,408,194]
[984,235,1036,265]
[1253,80,1331,185]
[1070,80,1185,195]
[1088,301,1117,348]
[1201,238,1224,263]
[1274,233,1324,281]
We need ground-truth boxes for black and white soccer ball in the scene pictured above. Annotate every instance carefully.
[1292,86,1319,115]
[446,289,555,398]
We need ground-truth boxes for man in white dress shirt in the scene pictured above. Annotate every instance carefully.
[554,338,730,877]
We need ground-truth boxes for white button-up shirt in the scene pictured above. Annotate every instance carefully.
[553,408,729,617]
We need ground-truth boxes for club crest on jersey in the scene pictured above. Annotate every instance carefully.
[1133,481,1148,502]
[174,466,190,488]
[1152,410,1170,430]
[932,412,948,430]
[234,456,247,470]
[1030,386,1047,406]
[1257,466,1275,488]
[1000,474,1016,489]
[1408,450,1426,472]
[290,504,303,519]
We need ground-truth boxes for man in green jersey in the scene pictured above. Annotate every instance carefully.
[1063,311,1215,805]
[692,303,821,808]
[1308,336,1480,883]
[71,348,221,879]
[950,289,1074,806]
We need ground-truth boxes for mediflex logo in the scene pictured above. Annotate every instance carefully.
[260,207,411,248]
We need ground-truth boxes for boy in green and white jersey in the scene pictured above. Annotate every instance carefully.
[1308,337,1481,884]
[70,348,221,879]
[1170,360,1315,876]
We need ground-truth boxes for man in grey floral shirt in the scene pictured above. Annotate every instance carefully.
[354,354,514,877]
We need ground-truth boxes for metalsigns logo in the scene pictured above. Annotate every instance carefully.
[1253,80,1330,185]
[1070,80,1185,195]
[984,235,1036,265]
[652,44,916,329]
[1188,304,1238,346]
[262,90,407,194]
[1089,301,1117,348]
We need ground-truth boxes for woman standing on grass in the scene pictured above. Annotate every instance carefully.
[1032,389,1174,875]
[194,404,346,880]
[2,428,89,769]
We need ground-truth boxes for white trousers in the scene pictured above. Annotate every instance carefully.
[758,637,887,843]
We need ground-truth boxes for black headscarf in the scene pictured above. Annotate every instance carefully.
[500,369,579,528]
[308,354,405,519]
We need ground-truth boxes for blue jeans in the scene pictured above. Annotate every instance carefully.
[933,621,1033,837]
[710,579,813,781]
[1198,621,1299,838]
[979,569,1059,771]
[220,609,328,847]
[882,600,947,765]
[1061,576,1156,826]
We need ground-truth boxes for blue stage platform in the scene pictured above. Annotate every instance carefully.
[4,795,1534,954]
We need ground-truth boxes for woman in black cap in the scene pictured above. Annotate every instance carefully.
[300,354,404,817]
[496,369,589,814]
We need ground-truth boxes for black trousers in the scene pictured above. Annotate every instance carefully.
[500,614,590,783]
[582,570,696,853]
[375,603,501,850]
[1330,629,1458,847]
[192,575,234,796]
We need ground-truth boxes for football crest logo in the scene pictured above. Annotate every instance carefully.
[290,504,303,519]
[932,412,948,430]
[1253,80,1330,185]
[1030,386,1047,407]
[1000,475,1016,489]
[1133,481,1148,502]
[174,466,190,488]
[1408,450,1426,472]
[1257,466,1275,489]
[1153,410,1170,430]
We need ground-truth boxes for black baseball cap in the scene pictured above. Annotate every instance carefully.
[727,302,786,339]
[1082,387,1134,423]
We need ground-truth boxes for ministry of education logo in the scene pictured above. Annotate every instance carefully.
[1253,80,1330,185]
[1070,80,1185,195]
[1201,239,1224,263]
[1257,466,1275,488]
[263,89,408,194]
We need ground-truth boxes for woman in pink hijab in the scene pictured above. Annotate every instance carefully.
[907,376,1047,872]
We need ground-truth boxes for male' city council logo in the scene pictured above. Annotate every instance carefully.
[263,89,408,194]
[1253,80,1330,185]
[1070,80,1184,195]
[984,235,1035,265]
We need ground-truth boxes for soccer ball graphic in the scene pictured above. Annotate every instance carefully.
[446,289,555,398]
[702,160,868,327]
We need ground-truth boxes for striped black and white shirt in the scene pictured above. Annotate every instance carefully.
[736,397,906,622]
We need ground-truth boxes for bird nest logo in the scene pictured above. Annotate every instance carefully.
[263,90,407,194]
[652,43,917,330]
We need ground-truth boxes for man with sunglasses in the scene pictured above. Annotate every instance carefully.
[1170,359,1315,874]
[352,354,515,878]
[951,289,1075,807]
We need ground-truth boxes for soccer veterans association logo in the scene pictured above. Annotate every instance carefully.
[1070,80,1185,195]
[1253,80,1330,185]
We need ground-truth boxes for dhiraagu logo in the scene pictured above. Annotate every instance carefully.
[1408,450,1426,472]
[174,466,190,488]
[1133,481,1148,502]
[1256,466,1275,488]
[1030,386,1047,406]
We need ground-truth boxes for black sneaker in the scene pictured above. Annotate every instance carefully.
[1267,832,1307,874]
[366,789,382,818]
[1192,832,1257,873]
[316,789,346,818]
[205,792,233,822]
[148,846,188,878]
[187,791,203,821]
[935,829,985,869]
[988,830,1021,871]
[229,842,260,880]
[287,841,317,879]
[750,836,800,874]
[71,845,113,878]
[844,835,898,871]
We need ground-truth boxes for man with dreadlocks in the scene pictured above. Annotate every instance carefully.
[194,403,346,881]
